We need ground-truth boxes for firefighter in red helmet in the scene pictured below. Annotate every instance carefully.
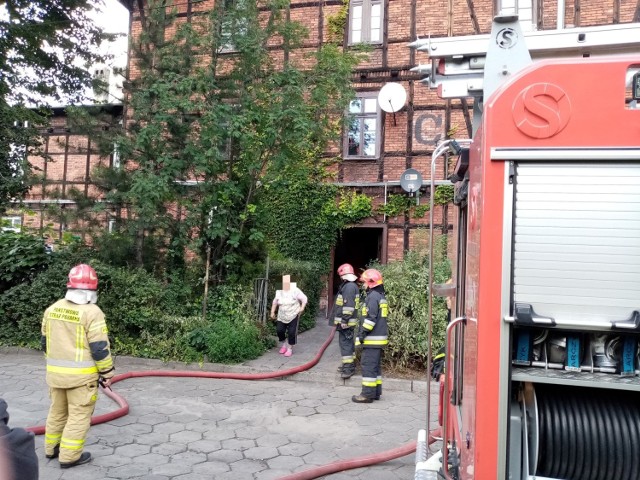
[331,263,360,379]
[352,268,389,403]
[41,264,114,468]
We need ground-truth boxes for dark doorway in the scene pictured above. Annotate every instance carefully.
[332,227,385,295]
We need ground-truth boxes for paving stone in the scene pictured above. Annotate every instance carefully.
[191,460,231,475]
[244,446,280,460]
[151,442,187,456]
[115,443,151,457]
[153,422,187,435]
[229,458,268,474]
[107,464,153,478]
[266,454,306,470]
[169,430,202,443]
[138,414,170,425]
[133,432,171,446]
[187,439,222,453]
[278,442,314,457]
[207,448,243,463]
[151,462,193,476]
[221,437,256,450]
[132,453,171,467]
[256,433,289,448]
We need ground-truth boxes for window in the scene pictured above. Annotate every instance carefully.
[497,0,536,31]
[1,216,22,233]
[112,143,121,169]
[220,0,249,52]
[349,0,383,45]
[344,92,381,159]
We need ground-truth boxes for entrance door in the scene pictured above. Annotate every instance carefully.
[332,226,385,295]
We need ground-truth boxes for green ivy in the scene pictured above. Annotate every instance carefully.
[337,190,373,224]
[377,193,431,218]
[434,185,454,205]
[376,194,414,218]
[326,0,349,43]
[261,171,371,270]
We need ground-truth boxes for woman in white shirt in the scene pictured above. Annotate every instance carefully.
[270,277,308,357]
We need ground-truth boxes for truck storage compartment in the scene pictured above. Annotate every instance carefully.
[513,163,640,326]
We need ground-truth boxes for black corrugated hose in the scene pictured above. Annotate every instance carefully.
[535,384,640,480]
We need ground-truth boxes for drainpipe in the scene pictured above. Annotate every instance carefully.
[383,182,388,223]
[557,0,565,29]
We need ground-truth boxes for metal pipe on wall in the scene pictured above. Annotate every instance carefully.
[557,0,565,28]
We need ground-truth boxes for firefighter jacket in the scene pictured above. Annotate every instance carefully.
[331,281,360,327]
[41,299,114,389]
[357,286,389,348]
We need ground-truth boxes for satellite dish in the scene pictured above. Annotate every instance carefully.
[378,82,407,113]
[400,168,423,194]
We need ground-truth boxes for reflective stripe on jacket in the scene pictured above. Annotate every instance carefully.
[359,287,388,348]
[41,299,113,388]
[332,281,360,327]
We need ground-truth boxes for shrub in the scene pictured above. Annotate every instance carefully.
[0,231,51,293]
[0,246,274,364]
[0,246,95,347]
[187,285,274,363]
[370,237,451,370]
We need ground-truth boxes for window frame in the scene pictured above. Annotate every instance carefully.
[348,0,384,45]
[1,216,22,233]
[220,0,250,53]
[343,91,382,160]
[496,0,537,31]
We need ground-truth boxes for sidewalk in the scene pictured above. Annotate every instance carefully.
[0,317,439,480]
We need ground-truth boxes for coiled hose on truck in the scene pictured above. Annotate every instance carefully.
[26,326,439,480]
[534,383,640,480]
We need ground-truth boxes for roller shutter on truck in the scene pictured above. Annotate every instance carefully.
[513,162,640,325]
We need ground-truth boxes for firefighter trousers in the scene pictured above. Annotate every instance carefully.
[338,327,356,374]
[45,382,98,463]
[360,347,383,400]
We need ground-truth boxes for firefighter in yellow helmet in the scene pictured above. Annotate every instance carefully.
[352,269,388,403]
[41,264,114,468]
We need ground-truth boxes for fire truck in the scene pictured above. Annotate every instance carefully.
[412,15,640,480]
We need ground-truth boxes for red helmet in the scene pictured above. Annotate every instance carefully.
[337,263,355,277]
[360,269,383,288]
[67,264,98,290]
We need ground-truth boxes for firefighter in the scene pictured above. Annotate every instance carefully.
[352,268,388,403]
[41,264,115,468]
[331,263,360,379]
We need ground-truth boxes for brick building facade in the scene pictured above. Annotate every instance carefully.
[10,0,638,272]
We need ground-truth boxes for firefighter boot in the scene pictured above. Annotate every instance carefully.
[351,394,373,404]
[46,445,60,459]
[60,452,91,469]
[341,364,355,379]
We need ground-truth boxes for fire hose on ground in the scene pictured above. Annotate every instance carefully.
[26,326,441,479]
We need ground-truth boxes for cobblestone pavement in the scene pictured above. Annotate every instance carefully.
[1,319,439,480]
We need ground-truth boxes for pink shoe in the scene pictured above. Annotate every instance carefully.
[284,349,292,357]
[279,345,287,354]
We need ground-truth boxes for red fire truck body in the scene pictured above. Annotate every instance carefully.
[413,17,640,480]
[453,56,640,480]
